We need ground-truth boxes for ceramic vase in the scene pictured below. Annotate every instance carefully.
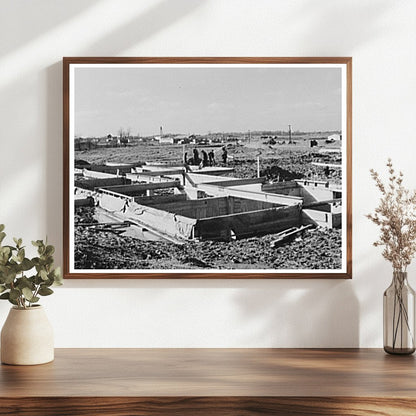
[1,305,54,365]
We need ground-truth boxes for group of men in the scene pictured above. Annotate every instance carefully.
[184,147,228,169]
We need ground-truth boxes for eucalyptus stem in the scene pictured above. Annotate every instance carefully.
[0,225,63,309]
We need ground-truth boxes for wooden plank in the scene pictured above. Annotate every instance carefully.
[269,224,313,247]
[312,162,342,169]
[136,169,185,176]
[102,180,181,193]
[204,177,267,187]
[190,167,234,175]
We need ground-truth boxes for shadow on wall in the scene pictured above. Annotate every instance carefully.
[0,0,101,56]
[290,0,393,52]
[233,279,359,347]
[80,0,205,56]
[45,0,205,263]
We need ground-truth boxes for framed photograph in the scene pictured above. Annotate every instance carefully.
[63,57,352,279]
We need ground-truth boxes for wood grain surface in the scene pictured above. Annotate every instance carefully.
[1,349,415,415]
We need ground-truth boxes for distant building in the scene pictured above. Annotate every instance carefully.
[158,136,174,144]
[327,134,341,142]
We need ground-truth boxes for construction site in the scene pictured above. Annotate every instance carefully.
[73,138,344,271]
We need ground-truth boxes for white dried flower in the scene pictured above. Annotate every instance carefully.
[367,159,416,272]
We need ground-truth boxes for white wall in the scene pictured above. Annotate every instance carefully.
[1,0,415,348]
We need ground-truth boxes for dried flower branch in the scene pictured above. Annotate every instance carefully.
[366,159,416,272]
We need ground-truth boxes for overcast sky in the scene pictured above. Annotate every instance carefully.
[74,65,342,137]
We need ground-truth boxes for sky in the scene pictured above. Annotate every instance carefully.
[73,65,342,137]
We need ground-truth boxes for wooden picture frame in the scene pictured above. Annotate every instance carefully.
[63,57,352,279]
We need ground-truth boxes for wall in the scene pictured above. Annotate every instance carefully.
[155,197,276,218]
[1,0,415,347]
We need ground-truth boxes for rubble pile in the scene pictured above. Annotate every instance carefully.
[230,151,342,184]
[74,207,342,270]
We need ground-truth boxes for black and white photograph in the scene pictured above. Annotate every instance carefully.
[64,58,352,278]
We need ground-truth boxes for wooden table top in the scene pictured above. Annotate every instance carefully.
[1,348,415,398]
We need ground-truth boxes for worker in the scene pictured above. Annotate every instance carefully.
[208,150,215,166]
[201,150,209,167]
[183,152,191,172]
[193,148,200,166]
[221,147,228,164]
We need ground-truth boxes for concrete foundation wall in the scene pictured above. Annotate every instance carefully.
[134,194,187,206]
[302,209,342,229]
[264,181,340,205]
[87,165,134,174]
[126,172,180,184]
[195,205,302,241]
[154,196,277,219]
[75,177,131,191]
[298,185,334,204]
[83,169,120,179]
[262,181,302,197]
[232,183,263,192]
[196,183,303,206]
[185,173,236,185]
[101,181,180,196]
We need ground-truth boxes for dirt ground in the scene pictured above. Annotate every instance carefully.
[75,137,342,184]
[75,207,342,270]
[74,138,343,271]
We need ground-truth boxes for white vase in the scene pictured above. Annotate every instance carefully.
[1,305,54,365]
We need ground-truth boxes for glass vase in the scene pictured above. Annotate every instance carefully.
[383,271,415,355]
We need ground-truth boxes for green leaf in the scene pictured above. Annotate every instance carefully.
[17,276,35,291]
[45,245,55,256]
[0,292,9,299]
[0,285,6,294]
[52,267,63,285]
[21,258,34,271]
[0,249,9,266]
[17,248,25,263]
[32,240,43,247]
[39,269,48,281]
[2,270,16,284]
[0,232,5,244]
[22,287,34,301]
[34,274,43,285]
[0,246,10,254]
[0,224,5,232]
[9,288,21,301]
[13,237,22,248]
[38,287,53,296]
